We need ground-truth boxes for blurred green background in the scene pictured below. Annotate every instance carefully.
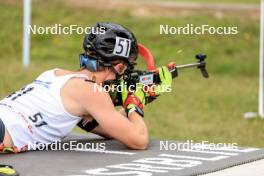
[166,0,259,3]
[0,0,263,147]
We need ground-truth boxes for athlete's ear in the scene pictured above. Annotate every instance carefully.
[113,63,127,75]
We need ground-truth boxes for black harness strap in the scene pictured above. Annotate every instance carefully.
[85,79,96,83]
[77,119,99,132]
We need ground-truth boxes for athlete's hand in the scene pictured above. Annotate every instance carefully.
[121,80,145,117]
[154,66,172,95]
[143,66,172,104]
[110,66,172,107]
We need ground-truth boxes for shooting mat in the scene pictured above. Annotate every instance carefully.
[1,133,264,176]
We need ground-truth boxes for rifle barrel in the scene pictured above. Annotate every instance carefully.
[175,63,200,69]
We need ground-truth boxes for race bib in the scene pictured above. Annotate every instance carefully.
[113,36,131,58]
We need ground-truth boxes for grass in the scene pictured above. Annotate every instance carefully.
[0,0,263,147]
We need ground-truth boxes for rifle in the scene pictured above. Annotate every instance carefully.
[107,53,209,106]
[79,53,209,132]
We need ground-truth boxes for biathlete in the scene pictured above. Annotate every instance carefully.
[0,22,172,154]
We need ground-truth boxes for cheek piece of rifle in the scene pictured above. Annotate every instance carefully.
[108,53,209,106]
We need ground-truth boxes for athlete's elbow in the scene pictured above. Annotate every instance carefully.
[135,137,149,150]
[128,132,149,150]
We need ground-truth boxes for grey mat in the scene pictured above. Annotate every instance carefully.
[1,133,264,176]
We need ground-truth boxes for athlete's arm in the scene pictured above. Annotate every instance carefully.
[77,108,127,139]
[71,79,149,150]
[90,108,127,138]
[91,126,112,139]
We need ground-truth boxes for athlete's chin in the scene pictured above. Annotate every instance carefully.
[106,73,117,81]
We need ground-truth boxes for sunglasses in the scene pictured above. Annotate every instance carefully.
[79,54,99,72]
[80,53,128,76]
